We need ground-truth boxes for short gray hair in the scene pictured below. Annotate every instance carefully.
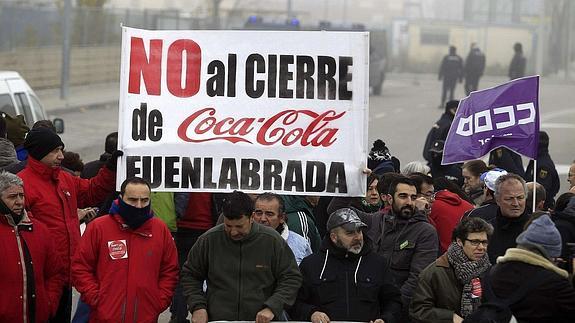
[0,171,23,194]
[494,173,527,198]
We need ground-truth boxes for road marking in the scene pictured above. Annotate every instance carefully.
[556,164,571,175]
[540,109,575,121]
[374,112,386,119]
[541,123,575,129]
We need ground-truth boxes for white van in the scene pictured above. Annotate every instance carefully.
[0,71,63,132]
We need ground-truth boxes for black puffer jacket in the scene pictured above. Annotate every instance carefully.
[290,237,402,323]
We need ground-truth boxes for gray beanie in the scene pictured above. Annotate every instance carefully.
[516,214,562,258]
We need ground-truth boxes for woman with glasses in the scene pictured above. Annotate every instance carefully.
[409,217,493,323]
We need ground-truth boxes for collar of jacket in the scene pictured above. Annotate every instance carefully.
[225,220,262,243]
[27,156,60,181]
[110,213,153,238]
[496,247,568,278]
[1,209,33,229]
[496,208,528,226]
[436,252,450,268]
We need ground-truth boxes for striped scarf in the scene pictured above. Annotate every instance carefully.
[446,242,491,317]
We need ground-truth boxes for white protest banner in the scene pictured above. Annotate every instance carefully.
[117,26,369,196]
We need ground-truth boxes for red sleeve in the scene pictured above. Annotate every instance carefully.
[157,225,179,311]
[75,166,116,209]
[71,222,102,308]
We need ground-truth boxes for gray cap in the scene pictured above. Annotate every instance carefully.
[326,208,367,232]
[516,214,562,258]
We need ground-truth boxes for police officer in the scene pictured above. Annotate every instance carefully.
[438,46,463,107]
[525,131,559,210]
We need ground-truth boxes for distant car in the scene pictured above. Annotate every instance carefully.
[0,71,63,132]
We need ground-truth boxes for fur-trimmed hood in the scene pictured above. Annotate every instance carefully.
[497,247,568,278]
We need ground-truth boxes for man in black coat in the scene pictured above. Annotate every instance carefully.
[423,100,458,164]
[438,46,463,106]
[508,42,526,80]
[553,193,575,273]
[525,131,560,210]
[464,43,486,95]
[290,208,402,323]
[488,147,525,178]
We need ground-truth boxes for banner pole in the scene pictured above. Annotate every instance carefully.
[532,159,537,213]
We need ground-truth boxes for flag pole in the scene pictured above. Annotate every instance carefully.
[532,159,537,213]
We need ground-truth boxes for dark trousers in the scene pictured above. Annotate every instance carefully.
[50,286,72,323]
[170,228,206,323]
[441,79,457,105]
[464,74,480,95]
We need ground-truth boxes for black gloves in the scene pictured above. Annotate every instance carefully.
[106,150,124,171]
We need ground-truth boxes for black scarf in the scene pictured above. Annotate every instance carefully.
[446,242,491,317]
[112,198,153,230]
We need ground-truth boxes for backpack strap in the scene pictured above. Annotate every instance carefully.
[483,266,550,306]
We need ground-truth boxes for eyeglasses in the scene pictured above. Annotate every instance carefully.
[465,239,489,247]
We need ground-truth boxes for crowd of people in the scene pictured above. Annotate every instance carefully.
[1,93,575,323]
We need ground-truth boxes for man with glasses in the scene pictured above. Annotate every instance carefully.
[410,217,493,323]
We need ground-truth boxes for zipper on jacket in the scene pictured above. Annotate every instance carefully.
[345,272,350,318]
[14,226,28,323]
[237,242,242,320]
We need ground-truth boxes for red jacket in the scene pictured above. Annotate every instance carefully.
[71,214,179,323]
[429,190,474,253]
[0,211,65,323]
[18,157,116,284]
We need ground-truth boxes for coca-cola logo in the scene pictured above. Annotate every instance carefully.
[177,108,345,147]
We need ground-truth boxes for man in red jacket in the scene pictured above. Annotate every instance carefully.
[72,177,179,323]
[0,170,65,322]
[17,128,120,322]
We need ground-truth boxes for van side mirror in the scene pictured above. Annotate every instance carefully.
[53,118,64,134]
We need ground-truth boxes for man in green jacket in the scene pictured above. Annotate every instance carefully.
[181,190,302,323]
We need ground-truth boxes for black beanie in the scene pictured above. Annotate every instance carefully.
[24,128,65,161]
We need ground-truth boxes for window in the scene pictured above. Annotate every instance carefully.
[0,94,17,117]
[29,94,47,120]
[14,93,34,126]
[420,29,449,45]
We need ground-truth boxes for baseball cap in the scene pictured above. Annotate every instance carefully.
[326,208,367,232]
[480,168,508,191]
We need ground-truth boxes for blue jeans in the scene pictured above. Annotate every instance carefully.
[72,298,90,323]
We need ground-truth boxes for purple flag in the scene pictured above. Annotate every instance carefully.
[442,76,540,165]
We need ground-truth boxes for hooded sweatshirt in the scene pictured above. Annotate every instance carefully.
[429,190,474,253]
